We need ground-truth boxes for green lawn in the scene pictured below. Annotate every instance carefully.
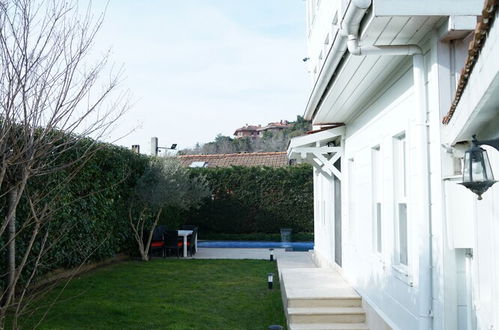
[18,259,286,329]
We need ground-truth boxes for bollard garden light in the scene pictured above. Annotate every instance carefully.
[268,325,284,330]
[269,248,274,261]
[268,273,274,289]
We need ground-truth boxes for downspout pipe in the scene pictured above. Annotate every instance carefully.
[412,52,434,330]
[347,35,422,56]
[343,2,433,330]
[341,0,372,36]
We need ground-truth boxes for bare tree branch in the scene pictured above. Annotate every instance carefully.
[0,0,128,326]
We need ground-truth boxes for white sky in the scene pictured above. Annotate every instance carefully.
[91,0,309,151]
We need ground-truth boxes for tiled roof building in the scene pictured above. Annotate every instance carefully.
[233,124,260,138]
[178,152,290,168]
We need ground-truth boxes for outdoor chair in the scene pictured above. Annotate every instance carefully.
[187,228,198,257]
[180,227,198,257]
[148,225,167,258]
[164,230,181,258]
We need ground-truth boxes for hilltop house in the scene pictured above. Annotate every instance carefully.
[257,120,293,136]
[234,120,293,139]
[287,0,498,329]
[234,124,260,139]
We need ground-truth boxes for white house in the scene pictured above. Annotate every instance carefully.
[287,0,499,329]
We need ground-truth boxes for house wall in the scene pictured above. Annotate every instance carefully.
[305,2,498,330]
[305,0,341,85]
[313,167,336,267]
[439,14,499,329]
[471,148,499,329]
[441,149,499,330]
[312,46,444,329]
[341,64,425,330]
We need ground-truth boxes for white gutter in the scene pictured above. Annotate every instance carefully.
[303,36,348,121]
[341,2,434,330]
[303,0,371,121]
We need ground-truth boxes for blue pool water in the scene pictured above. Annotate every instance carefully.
[197,241,314,251]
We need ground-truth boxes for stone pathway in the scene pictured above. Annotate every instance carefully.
[191,247,287,259]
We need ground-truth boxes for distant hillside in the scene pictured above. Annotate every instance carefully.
[181,115,312,155]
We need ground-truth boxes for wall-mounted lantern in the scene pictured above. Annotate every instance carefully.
[460,135,499,200]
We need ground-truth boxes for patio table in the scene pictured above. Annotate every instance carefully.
[178,230,193,257]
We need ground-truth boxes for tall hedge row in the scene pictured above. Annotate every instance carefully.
[183,165,314,235]
[2,145,313,281]
[39,143,150,269]
[0,141,149,279]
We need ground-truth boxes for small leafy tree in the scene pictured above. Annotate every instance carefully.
[129,157,210,261]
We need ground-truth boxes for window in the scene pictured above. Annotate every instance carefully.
[394,133,408,267]
[398,203,408,265]
[307,0,317,31]
[372,146,382,254]
[348,158,356,242]
[189,161,208,168]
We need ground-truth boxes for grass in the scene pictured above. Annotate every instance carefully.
[17,259,286,329]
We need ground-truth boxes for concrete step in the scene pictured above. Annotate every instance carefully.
[281,268,361,302]
[288,297,362,308]
[289,322,369,330]
[288,307,366,324]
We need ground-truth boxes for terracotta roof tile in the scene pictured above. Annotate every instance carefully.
[178,152,290,168]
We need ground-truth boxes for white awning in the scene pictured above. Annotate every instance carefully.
[287,126,345,180]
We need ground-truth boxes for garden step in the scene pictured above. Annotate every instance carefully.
[289,322,369,330]
[288,307,366,324]
[288,297,362,308]
[281,268,361,302]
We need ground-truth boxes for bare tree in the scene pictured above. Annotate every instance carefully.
[129,157,210,261]
[0,0,127,326]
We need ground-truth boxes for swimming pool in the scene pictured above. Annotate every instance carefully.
[197,240,314,251]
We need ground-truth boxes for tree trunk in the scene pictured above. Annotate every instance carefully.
[140,249,149,261]
[0,188,18,328]
[7,187,18,294]
[142,209,163,261]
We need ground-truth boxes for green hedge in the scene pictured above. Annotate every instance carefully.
[183,165,314,236]
[41,142,149,269]
[0,141,149,281]
[1,144,314,286]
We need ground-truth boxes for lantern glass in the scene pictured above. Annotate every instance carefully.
[267,273,274,282]
[461,145,497,200]
[462,146,494,183]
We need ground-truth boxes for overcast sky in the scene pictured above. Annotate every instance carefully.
[93,0,309,152]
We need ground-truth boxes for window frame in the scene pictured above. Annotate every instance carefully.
[393,133,410,277]
[371,145,383,257]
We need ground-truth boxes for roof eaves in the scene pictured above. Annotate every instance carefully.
[442,0,498,124]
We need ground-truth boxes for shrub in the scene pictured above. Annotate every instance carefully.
[183,165,313,235]
[0,142,149,283]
